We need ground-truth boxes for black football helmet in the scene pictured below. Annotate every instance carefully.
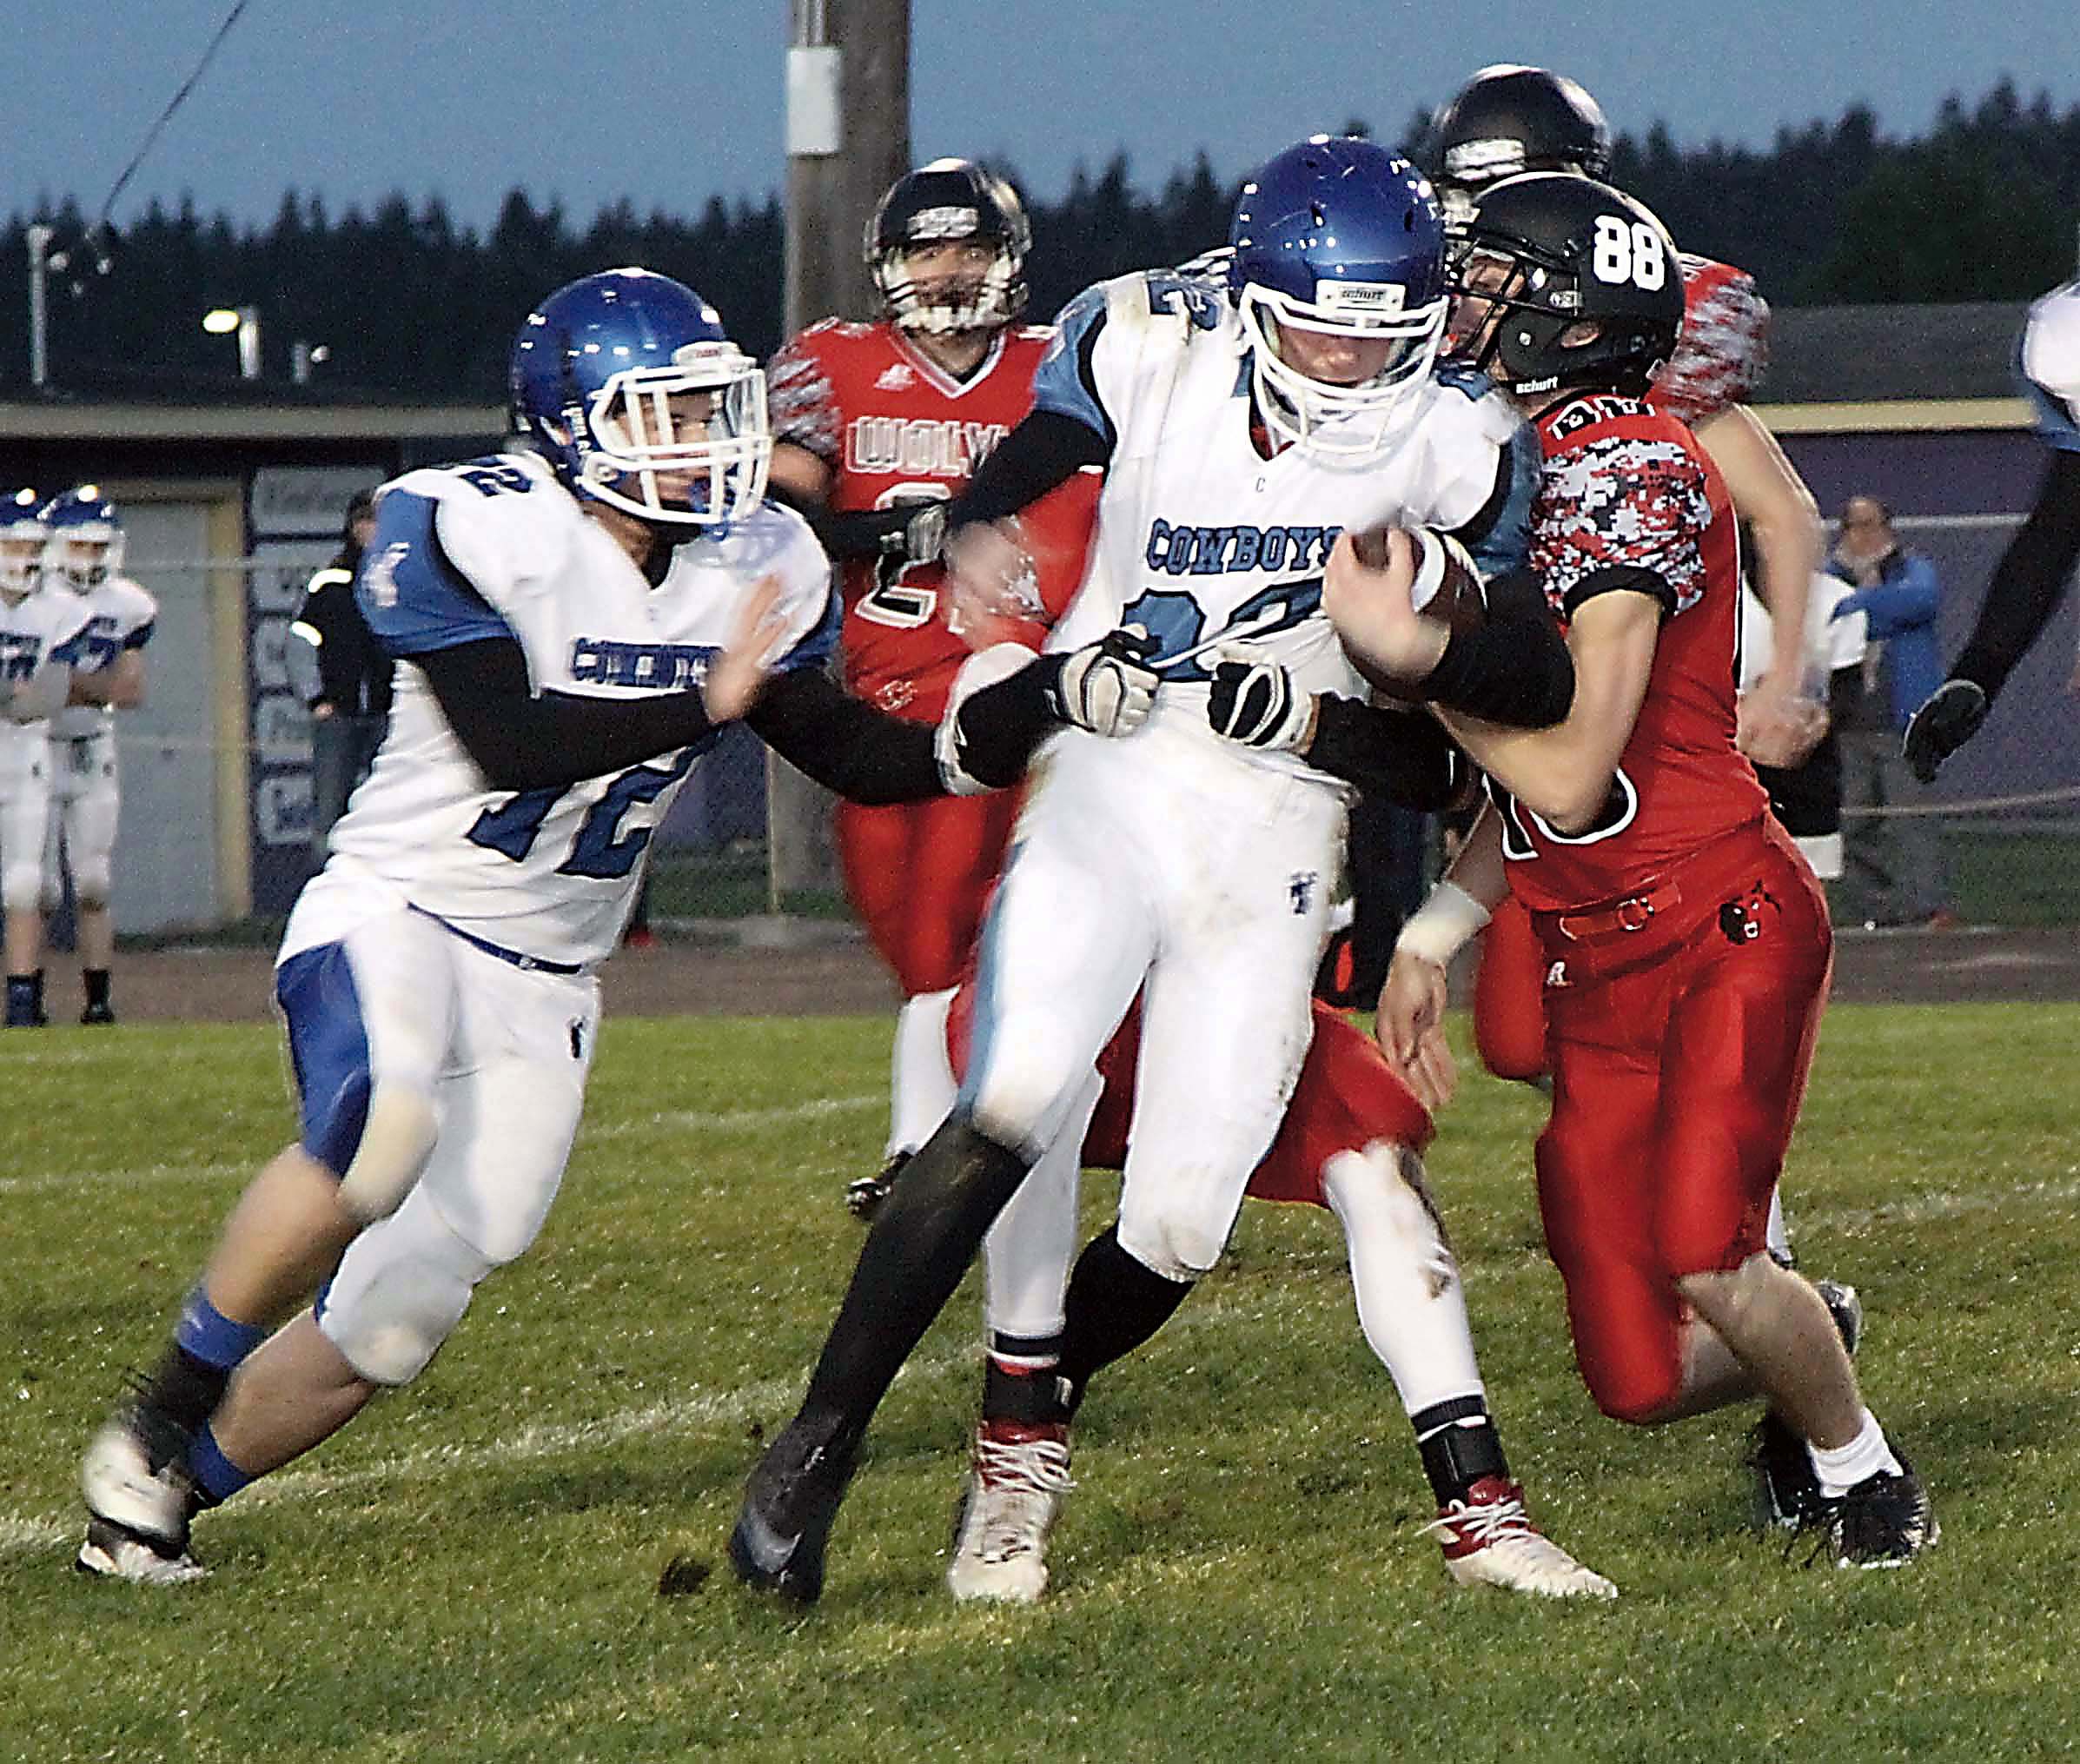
[1449,172,1683,399]
[865,158,1030,335]
[1431,65,1611,222]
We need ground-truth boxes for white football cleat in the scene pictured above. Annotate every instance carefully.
[946,1421,1074,1604]
[76,1517,209,1585]
[81,1402,199,1560]
[1424,1476,1617,1600]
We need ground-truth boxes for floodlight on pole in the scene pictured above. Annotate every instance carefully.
[202,304,261,379]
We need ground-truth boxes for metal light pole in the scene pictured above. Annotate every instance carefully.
[203,305,262,380]
[765,0,911,912]
[27,224,54,390]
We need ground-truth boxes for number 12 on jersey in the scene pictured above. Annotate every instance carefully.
[467,750,699,879]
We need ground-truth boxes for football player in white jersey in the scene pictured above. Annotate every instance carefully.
[1906,279,2080,778]
[731,138,1583,1605]
[1,489,93,1029]
[76,269,1150,1583]
[37,486,156,1025]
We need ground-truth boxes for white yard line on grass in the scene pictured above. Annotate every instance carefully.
[0,1097,882,1196]
[11,1170,2073,1564]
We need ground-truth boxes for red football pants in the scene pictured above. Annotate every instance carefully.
[1530,821,1832,1423]
[1473,892,1551,1082]
[836,791,1021,998]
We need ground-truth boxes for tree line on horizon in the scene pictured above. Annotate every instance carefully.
[3,78,2076,402]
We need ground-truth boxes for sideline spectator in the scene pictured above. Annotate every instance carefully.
[292,488,388,861]
[1829,497,1956,928]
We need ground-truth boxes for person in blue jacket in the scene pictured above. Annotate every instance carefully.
[1829,495,1955,927]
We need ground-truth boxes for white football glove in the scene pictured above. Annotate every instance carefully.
[1045,625,1157,738]
[1205,644,1315,751]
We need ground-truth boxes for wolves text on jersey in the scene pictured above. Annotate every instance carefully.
[842,414,1011,480]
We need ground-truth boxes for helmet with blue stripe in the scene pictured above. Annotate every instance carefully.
[1,487,47,600]
[40,483,123,588]
[509,268,771,529]
[1228,136,1450,460]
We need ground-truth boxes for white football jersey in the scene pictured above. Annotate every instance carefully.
[50,574,157,739]
[0,582,93,728]
[301,452,833,969]
[1739,571,1866,697]
[1031,269,1535,777]
[2019,281,2080,454]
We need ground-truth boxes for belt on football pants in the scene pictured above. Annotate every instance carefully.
[1552,880,1683,942]
[411,907,586,975]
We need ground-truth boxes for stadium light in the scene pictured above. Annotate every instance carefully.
[202,304,261,380]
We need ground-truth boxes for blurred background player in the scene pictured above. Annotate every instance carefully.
[766,158,1099,1217]
[38,486,157,1025]
[1737,546,1868,895]
[75,268,1116,1584]
[292,487,388,864]
[1906,277,2080,780]
[1376,173,1932,1569]
[0,489,92,1028]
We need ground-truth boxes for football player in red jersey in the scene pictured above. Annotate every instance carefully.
[1368,174,1934,1568]
[1431,68,1826,1274]
[767,160,1099,1217]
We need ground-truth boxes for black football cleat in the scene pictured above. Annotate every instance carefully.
[728,1411,861,1605]
[1798,1456,1938,1569]
[81,999,116,1026]
[1748,1409,1824,1532]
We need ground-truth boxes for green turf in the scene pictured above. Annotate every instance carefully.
[3,1005,2077,1761]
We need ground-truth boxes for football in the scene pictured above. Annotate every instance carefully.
[1341,525,1487,697]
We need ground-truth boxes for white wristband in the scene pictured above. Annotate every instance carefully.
[1394,879,1493,969]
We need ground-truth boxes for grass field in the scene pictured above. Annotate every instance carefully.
[3,1005,2078,1762]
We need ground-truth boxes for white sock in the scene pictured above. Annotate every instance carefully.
[1808,1408,1904,1498]
[1322,1144,1485,1413]
[887,988,957,1159]
[1764,1189,1791,1261]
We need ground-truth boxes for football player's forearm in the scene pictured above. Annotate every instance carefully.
[746,667,944,804]
[1696,405,1820,690]
[1950,450,2080,700]
[417,639,721,791]
[1303,697,1463,810]
[949,409,1110,527]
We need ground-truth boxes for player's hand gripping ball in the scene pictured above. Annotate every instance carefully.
[1331,526,1486,698]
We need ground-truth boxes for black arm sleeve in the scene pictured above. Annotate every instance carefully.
[1950,448,2080,700]
[747,660,1074,804]
[947,409,1111,526]
[744,667,944,804]
[1304,696,1465,811]
[1410,567,1579,728]
[416,637,721,792]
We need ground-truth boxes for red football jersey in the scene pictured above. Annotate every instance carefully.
[1651,255,1770,426]
[1496,392,1769,911]
[767,317,1059,720]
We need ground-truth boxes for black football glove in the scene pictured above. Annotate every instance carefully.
[1902,678,1989,783]
[1206,647,1315,751]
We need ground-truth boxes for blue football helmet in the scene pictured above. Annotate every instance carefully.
[1229,136,1449,459]
[40,483,123,589]
[509,268,770,528]
[0,487,47,600]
